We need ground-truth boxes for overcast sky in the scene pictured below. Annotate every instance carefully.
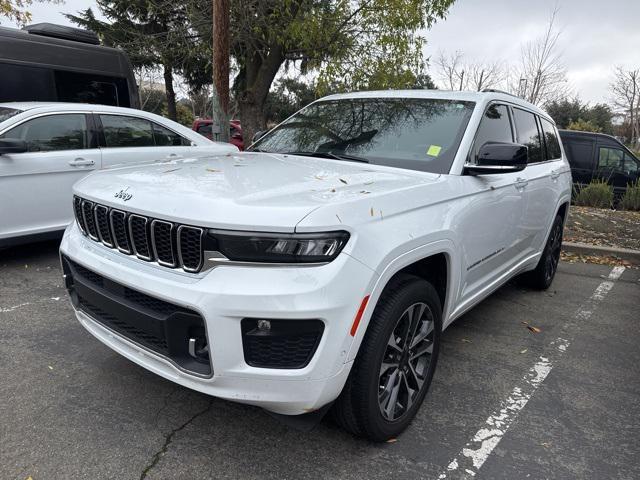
[12,0,640,105]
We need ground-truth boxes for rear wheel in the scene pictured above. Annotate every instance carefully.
[522,214,564,290]
[333,274,442,441]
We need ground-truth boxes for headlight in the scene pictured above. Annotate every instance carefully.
[206,230,350,264]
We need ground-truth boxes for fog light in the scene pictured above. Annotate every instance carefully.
[257,319,271,332]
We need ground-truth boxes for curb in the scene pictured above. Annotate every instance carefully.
[562,241,640,263]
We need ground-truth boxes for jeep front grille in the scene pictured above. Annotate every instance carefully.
[73,195,203,273]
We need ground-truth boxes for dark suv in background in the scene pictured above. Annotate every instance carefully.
[559,130,640,196]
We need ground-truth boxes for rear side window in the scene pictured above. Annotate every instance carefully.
[100,115,154,148]
[153,122,188,146]
[0,114,88,152]
[540,118,561,160]
[54,71,130,107]
[513,108,543,163]
[196,124,212,135]
[470,104,513,162]
[598,147,624,170]
[623,152,640,174]
[563,140,594,170]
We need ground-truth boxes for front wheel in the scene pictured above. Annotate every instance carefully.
[522,214,564,290]
[332,274,442,441]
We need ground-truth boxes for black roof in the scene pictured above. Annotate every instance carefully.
[0,24,132,77]
[558,129,620,143]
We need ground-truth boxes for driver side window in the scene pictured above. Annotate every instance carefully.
[470,104,513,163]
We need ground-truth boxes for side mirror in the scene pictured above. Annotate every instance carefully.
[465,142,527,175]
[252,130,267,143]
[0,138,27,155]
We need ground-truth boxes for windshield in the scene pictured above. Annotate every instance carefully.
[0,107,23,123]
[251,97,475,173]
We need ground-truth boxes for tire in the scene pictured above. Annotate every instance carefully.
[332,274,442,442]
[522,214,564,290]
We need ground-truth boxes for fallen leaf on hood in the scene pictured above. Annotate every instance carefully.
[315,174,326,180]
[162,168,181,173]
[521,321,541,333]
[360,190,371,194]
[336,214,342,223]
[364,180,374,185]
[330,188,336,193]
[206,168,222,172]
[370,207,374,217]
[339,178,348,184]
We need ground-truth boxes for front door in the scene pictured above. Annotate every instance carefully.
[457,103,528,304]
[0,113,99,240]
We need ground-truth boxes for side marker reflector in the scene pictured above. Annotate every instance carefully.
[350,295,370,337]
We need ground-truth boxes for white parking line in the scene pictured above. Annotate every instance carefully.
[0,302,31,313]
[438,266,626,479]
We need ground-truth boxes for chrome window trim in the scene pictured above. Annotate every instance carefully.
[128,214,153,261]
[109,209,132,254]
[150,219,177,268]
[94,205,114,248]
[176,225,204,273]
[81,200,100,241]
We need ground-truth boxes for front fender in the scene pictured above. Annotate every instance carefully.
[345,238,459,363]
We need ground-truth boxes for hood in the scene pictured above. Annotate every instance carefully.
[74,152,437,231]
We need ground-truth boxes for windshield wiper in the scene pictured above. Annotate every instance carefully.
[283,151,369,164]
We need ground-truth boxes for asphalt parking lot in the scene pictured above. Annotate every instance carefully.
[1,240,639,480]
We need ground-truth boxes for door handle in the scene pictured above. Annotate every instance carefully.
[68,158,95,167]
[166,153,181,159]
[550,169,560,180]
[515,177,528,189]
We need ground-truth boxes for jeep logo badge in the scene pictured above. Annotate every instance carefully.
[114,188,132,201]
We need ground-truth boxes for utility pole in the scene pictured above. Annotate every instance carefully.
[212,0,230,143]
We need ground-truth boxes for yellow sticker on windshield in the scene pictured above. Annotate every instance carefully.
[427,145,442,157]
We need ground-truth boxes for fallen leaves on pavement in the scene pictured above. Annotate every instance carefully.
[521,321,542,334]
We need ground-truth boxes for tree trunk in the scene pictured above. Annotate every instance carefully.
[238,94,266,146]
[163,64,177,121]
[236,46,284,146]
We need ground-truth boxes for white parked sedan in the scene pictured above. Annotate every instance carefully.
[0,102,237,247]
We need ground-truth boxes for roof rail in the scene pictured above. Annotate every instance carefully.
[481,88,521,99]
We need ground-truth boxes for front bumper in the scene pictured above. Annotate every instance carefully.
[60,224,377,415]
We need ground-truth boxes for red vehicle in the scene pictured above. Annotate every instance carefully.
[192,118,244,150]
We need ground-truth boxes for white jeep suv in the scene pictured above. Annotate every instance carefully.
[60,90,571,441]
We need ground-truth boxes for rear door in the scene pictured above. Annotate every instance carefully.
[96,114,193,169]
[595,143,640,195]
[0,112,100,239]
[512,109,561,256]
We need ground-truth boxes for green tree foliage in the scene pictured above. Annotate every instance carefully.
[264,78,318,125]
[0,0,59,25]
[67,1,207,121]
[545,97,613,134]
[191,0,455,141]
[567,118,602,133]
